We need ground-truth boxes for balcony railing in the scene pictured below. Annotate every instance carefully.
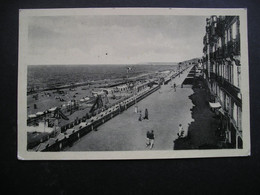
[214,74,242,107]
[211,40,240,59]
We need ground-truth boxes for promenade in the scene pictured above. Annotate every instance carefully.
[66,66,194,151]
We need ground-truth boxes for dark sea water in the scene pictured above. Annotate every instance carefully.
[27,64,178,89]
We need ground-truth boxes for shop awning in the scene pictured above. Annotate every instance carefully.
[209,102,221,108]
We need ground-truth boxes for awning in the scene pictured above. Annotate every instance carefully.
[209,102,221,108]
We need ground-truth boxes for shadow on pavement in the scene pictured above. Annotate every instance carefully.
[174,76,221,150]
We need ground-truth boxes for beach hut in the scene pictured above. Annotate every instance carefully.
[35,142,48,152]
[48,107,57,112]
[66,128,76,135]
[28,114,37,118]
[36,111,44,116]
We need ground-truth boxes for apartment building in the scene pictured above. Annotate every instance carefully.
[202,15,242,148]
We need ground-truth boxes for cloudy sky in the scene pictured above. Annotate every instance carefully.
[27,15,208,65]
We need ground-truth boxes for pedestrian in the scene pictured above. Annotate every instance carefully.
[143,108,149,120]
[138,110,142,121]
[146,131,151,147]
[173,82,176,92]
[177,124,184,138]
[134,105,138,113]
[150,130,155,149]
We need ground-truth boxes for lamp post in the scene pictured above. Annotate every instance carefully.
[178,63,181,77]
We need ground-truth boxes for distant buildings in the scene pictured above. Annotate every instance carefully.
[202,16,242,148]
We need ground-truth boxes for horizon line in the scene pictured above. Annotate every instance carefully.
[27,58,200,66]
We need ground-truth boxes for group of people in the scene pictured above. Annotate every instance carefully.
[146,130,155,149]
[138,108,149,121]
[177,124,185,138]
[135,104,186,150]
[135,106,154,149]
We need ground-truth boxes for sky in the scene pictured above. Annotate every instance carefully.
[27,15,208,65]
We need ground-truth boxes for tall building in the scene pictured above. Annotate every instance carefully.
[202,16,242,148]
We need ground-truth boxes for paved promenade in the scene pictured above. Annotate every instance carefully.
[66,66,194,151]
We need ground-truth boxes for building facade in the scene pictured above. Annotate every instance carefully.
[202,16,242,148]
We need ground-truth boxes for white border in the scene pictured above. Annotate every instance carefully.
[18,8,250,160]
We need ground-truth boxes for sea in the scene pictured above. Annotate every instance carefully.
[27,64,178,90]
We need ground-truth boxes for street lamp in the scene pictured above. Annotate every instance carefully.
[178,63,181,77]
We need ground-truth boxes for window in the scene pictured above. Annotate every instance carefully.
[218,37,222,48]
[225,30,228,45]
[233,62,239,88]
[237,107,242,131]
[225,95,230,112]
[233,103,238,125]
[230,64,234,84]
[220,90,224,104]
[230,100,234,119]
[232,21,238,39]
[225,63,228,80]
[227,28,231,42]
[237,66,241,88]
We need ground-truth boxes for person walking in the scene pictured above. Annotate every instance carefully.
[177,124,184,138]
[149,130,155,149]
[143,108,149,120]
[173,82,176,92]
[134,105,138,113]
[146,131,151,147]
[138,110,142,121]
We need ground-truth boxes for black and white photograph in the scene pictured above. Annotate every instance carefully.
[18,8,250,160]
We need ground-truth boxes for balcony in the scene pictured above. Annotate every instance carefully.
[203,45,207,53]
[209,52,217,61]
[203,35,207,45]
[227,40,240,56]
[215,47,224,59]
[223,45,229,58]
[223,40,240,58]
[215,75,242,107]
